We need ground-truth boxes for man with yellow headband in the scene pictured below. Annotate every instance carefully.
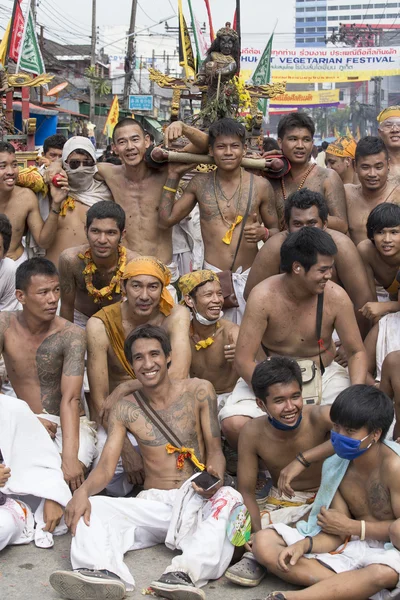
[159,118,279,324]
[50,324,242,600]
[325,136,359,185]
[378,106,400,183]
[86,256,191,496]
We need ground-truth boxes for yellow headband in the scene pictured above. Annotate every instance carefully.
[122,257,174,316]
[178,269,220,297]
[377,106,400,124]
[326,136,357,159]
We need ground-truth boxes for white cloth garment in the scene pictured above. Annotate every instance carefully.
[218,378,264,423]
[73,308,89,329]
[166,261,179,303]
[272,523,400,600]
[0,258,20,311]
[13,248,28,267]
[35,414,98,469]
[375,312,400,382]
[0,394,71,548]
[71,479,242,591]
[203,260,249,325]
[321,360,350,405]
[93,426,138,497]
[259,486,315,528]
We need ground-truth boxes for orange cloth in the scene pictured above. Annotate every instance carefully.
[377,106,400,123]
[122,256,174,316]
[326,136,357,159]
[92,301,136,379]
[17,167,48,194]
[222,216,243,245]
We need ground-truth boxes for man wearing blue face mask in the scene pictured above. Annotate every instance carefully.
[224,357,333,588]
[252,385,400,600]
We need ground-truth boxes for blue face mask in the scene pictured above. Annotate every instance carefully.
[268,413,303,431]
[331,430,373,460]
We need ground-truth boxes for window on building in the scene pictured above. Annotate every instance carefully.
[362,4,371,7]
[317,26,326,30]
[297,17,305,21]
[339,5,350,8]
[341,15,350,18]
[388,13,398,16]
[296,7,305,11]
[352,4,362,7]
[353,14,362,18]
[306,16,316,20]
[296,28,305,32]
[386,2,397,6]
[328,5,338,9]
[328,15,337,19]
[297,37,305,42]
[374,3,384,6]
[305,7,315,10]
[306,27,315,31]
[306,37,316,41]
[375,13,385,17]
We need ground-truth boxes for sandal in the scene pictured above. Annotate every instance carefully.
[263,594,287,600]
[224,552,267,587]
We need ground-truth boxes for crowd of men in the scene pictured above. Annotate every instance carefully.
[1,105,400,600]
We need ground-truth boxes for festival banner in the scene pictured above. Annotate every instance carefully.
[9,0,24,63]
[17,5,45,74]
[240,45,400,84]
[103,95,120,138]
[251,33,274,115]
[269,89,340,108]
[178,0,195,78]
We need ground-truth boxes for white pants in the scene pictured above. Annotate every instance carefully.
[321,361,350,405]
[204,261,249,325]
[93,426,139,497]
[73,309,89,329]
[218,378,264,423]
[71,484,242,591]
[0,498,27,551]
[37,414,98,469]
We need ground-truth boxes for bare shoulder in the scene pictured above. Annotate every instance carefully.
[382,445,400,486]
[111,396,141,427]
[325,280,352,305]
[96,162,120,180]
[165,303,190,327]
[356,238,374,259]
[86,314,109,341]
[187,377,216,400]
[126,248,139,262]
[13,185,38,207]
[58,318,86,343]
[308,404,332,429]
[240,415,265,442]
[60,245,87,266]
[255,172,274,194]
[220,318,239,337]
[261,231,286,254]
[344,183,361,201]
[189,172,211,191]
[249,275,280,302]
[0,310,15,331]
[327,228,356,251]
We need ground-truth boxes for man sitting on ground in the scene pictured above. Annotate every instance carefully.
[236,227,367,405]
[325,135,358,185]
[358,203,400,322]
[0,258,96,491]
[87,256,191,495]
[59,202,136,328]
[225,357,333,588]
[50,324,242,600]
[252,385,400,600]
[244,189,373,338]
[345,136,400,246]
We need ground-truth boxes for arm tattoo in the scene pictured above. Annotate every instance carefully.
[0,312,12,352]
[159,177,179,221]
[36,332,64,414]
[62,323,86,376]
[195,385,220,438]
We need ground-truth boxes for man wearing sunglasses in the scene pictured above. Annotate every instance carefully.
[378,106,400,185]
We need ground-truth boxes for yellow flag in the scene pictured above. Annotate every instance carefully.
[334,125,340,138]
[0,19,11,67]
[178,0,195,79]
[346,125,352,137]
[103,95,119,137]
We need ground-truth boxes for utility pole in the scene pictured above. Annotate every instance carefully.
[123,0,138,109]
[89,0,96,123]
[40,25,44,104]
[30,0,37,22]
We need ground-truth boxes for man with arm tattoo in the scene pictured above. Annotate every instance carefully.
[0,258,95,492]
[50,324,242,600]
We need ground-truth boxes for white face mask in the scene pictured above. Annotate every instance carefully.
[64,164,96,192]
[192,305,223,326]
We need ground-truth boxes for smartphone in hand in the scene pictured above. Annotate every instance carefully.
[192,471,221,491]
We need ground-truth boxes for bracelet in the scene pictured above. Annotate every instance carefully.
[295,452,311,468]
[163,185,177,193]
[51,208,61,215]
[305,535,313,554]
[360,519,366,541]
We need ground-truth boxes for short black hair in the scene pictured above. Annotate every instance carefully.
[355,136,388,163]
[284,188,329,228]
[321,141,329,151]
[209,118,246,148]
[252,356,302,402]
[330,384,394,442]
[280,227,337,274]
[112,118,148,142]
[16,257,58,291]
[43,134,67,154]
[86,201,126,232]
[0,213,12,254]
[366,203,400,241]
[124,324,172,365]
[0,141,15,155]
[262,137,280,153]
[277,113,315,139]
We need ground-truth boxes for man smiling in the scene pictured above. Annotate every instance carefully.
[378,106,400,184]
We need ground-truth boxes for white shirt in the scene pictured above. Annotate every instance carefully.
[0,257,20,311]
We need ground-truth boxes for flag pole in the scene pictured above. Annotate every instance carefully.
[236,0,241,76]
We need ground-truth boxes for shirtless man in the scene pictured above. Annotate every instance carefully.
[378,105,400,184]
[0,258,95,491]
[50,324,242,600]
[252,385,400,600]
[0,141,65,264]
[87,256,191,495]
[225,357,333,588]
[266,113,348,233]
[96,118,206,283]
[159,117,279,323]
[345,136,400,246]
[0,214,19,312]
[358,203,400,322]
[59,201,136,328]
[325,135,358,185]
[244,189,373,338]
[236,227,367,405]
[380,350,400,438]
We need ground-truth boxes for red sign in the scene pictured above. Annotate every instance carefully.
[9,1,24,63]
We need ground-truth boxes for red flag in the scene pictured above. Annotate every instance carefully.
[203,0,215,42]
[232,10,237,31]
[9,0,24,63]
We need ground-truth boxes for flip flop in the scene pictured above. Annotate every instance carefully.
[224,552,267,587]
[263,594,287,600]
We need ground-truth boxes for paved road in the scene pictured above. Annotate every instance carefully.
[0,533,298,600]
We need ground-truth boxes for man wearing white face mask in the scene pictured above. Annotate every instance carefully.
[179,270,264,452]
[44,136,113,268]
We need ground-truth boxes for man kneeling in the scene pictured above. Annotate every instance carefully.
[50,324,241,600]
[252,385,400,600]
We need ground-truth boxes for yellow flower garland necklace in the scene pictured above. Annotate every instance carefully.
[78,245,127,304]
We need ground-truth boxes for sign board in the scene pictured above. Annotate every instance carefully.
[129,95,153,111]
[270,89,340,107]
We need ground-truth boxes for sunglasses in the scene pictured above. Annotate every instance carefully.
[67,159,95,170]
[380,121,400,131]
